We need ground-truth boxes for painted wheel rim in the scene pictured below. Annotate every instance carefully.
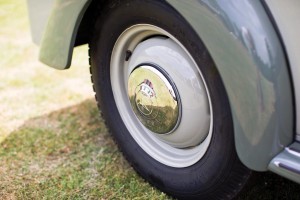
[110,24,213,168]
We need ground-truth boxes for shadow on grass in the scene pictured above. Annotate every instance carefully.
[0,99,166,199]
[0,98,298,199]
[237,171,300,200]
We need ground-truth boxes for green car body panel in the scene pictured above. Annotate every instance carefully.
[166,0,293,171]
[33,0,92,69]
[28,0,294,171]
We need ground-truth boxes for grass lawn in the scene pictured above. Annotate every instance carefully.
[0,0,299,199]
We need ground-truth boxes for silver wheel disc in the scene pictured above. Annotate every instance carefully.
[110,24,213,168]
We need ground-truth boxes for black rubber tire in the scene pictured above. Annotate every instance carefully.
[89,0,251,199]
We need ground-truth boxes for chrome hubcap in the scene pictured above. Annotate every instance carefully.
[128,64,181,134]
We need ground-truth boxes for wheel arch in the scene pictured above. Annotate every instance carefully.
[166,0,294,171]
[38,0,108,69]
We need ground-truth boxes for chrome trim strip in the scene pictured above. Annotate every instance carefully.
[278,162,300,175]
[269,142,300,184]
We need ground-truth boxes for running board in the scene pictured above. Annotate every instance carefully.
[268,142,300,184]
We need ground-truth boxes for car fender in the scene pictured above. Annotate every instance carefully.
[37,0,92,69]
[166,0,293,171]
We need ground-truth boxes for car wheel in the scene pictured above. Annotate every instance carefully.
[89,0,250,199]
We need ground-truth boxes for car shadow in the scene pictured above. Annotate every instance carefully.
[0,99,128,198]
[236,171,300,200]
[0,98,299,199]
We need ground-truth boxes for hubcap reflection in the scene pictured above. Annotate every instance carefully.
[128,65,181,134]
